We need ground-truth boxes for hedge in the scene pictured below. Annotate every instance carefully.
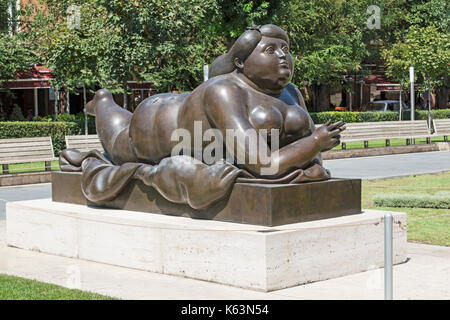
[310,109,450,124]
[0,122,82,155]
[33,112,97,135]
[373,192,450,209]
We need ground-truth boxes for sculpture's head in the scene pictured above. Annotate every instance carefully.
[209,24,293,93]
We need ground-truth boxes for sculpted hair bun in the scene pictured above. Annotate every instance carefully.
[208,24,289,78]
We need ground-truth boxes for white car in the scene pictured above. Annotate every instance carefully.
[361,100,410,112]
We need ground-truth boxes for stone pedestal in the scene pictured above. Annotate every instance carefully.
[52,171,361,226]
[6,199,407,292]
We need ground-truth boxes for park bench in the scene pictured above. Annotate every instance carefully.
[0,137,57,174]
[65,134,104,153]
[317,120,431,149]
[432,119,450,142]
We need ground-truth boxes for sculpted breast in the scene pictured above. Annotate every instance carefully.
[284,106,311,137]
[248,105,283,134]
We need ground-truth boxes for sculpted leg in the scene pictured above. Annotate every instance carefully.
[85,89,136,164]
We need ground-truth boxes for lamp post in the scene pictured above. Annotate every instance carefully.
[410,67,415,121]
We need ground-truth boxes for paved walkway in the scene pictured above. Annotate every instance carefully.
[324,150,450,180]
[0,221,448,299]
[0,183,51,220]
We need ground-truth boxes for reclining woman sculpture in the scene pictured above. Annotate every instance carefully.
[60,24,345,210]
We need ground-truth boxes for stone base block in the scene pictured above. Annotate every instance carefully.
[52,171,361,226]
[6,199,407,292]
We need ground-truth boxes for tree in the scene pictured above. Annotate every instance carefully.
[0,0,37,118]
[24,0,229,104]
[271,0,369,111]
[383,25,450,92]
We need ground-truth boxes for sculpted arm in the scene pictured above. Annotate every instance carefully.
[204,84,341,178]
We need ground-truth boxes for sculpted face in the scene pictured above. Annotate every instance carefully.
[240,36,294,94]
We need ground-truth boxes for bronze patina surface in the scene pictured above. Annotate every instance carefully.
[57,24,352,218]
[52,171,361,227]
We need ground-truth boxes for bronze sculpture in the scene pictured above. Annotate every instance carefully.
[60,24,346,211]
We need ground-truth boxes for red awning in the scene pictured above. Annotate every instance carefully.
[5,66,54,89]
[3,66,153,90]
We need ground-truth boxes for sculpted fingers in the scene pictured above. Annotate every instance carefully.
[329,126,345,137]
[328,121,344,130]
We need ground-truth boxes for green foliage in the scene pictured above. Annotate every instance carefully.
[311,109,450,124]
[0,0,12,33]
[415,109,450,120]
[8,104,25,121]
[0,121,82,155]
[383,25,450,90]
[273,0,368,87]
[373,192,450,209]
[311,111,400,124]
[216,0,279,39]
[15,0,450,99]
[32,111,97,134]
[24,0,228,93]
[0,32,37,83]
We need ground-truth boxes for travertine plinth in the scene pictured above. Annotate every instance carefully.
[6,199,406,291]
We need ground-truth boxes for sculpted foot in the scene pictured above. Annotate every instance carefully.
[85,89,114,116]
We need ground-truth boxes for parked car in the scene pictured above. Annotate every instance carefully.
[361,100,409,112]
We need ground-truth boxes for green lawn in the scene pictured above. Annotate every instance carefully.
[362,172,450,246]
[0,274,117,300]
[333,136,447,150]
[0,160,60,174]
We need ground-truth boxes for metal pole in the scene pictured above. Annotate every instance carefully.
[54,88,58,120]
[83,85,87,135]
[384,213,393,300]
[427,77,432,135]
[123,82,127,109]
[34,87,38,117]
[360,82,363,108]
[349,92,352,112]
[399,90,402,121]
[203,65,209,82]
[410,67,415,121]
[66,90,70,114]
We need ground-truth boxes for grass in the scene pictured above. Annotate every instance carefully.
[333,136,447,150]
[362,172,450,246]
[0,274,117,300]
[0,160,60,174]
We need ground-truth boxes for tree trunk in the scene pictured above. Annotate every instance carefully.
[58,89,66,114]
[3,81,13,119]
[311,84,330,112]
[436,85,448,109]
[123,82,128,109]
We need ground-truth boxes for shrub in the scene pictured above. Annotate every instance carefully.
[373,192,450,209]
[0,121,82,155]
[310,109,450,124]
[9,105,26,121]
[31,112,96,135]
[415,109,450,120]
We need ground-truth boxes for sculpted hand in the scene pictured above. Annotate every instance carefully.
[311,120,346,152]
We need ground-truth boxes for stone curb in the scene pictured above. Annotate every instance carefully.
[0,171,52,187]
[322,142,450,160]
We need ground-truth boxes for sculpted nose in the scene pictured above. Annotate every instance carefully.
[276,48,286,59]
